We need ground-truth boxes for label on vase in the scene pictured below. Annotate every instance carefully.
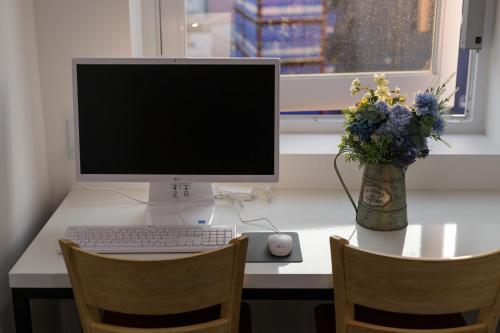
[362,186,392,207]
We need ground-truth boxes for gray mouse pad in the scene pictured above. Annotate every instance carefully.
[241,232,303,263]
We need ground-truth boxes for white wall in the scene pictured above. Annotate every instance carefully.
[33,0,132,209]
[0,0,51,332]
[485,0,500,143]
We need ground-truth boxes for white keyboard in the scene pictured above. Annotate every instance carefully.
[63,225,236,253]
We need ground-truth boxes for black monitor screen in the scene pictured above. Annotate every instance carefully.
[76,63,276,176]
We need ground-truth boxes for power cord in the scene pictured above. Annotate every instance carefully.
[217,189,280,233]
[214,184,274,203]
[80,182,278,231]
[80,182,151,205]
[80,182,213,208]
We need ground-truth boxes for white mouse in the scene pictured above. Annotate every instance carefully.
[268,233,293,256]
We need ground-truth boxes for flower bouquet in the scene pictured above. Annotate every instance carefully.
[336,74,454,231]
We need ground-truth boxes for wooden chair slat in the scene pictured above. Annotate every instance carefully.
[60,236,248,333]
[71,246,235,315]
[326,235,500,333]
[343,244,500,315]
[90,318,228,333]
[347,320,487,333]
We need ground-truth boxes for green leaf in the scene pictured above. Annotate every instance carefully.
[407,116,421,135]
[411,134,427,151]
[364,109,382,123]
[420,125,432,137]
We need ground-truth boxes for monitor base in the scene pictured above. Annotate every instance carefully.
[144,182,215,226]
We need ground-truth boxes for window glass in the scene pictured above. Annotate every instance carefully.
[186,0,436,74]
[451,48,470,115]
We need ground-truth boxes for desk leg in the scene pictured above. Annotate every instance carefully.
[11,288,74,333]
[12,289,32,333]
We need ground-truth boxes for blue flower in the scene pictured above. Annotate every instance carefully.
[418,140,430,158]
[385,104,412,136]
[415,92,438,117]
[393,135,419,167]
[433,116,445,136]
[375,123,387,136]
[348,119,377,142]
[375,101,390,118]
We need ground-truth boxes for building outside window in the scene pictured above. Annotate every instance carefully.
[157,0,474,131]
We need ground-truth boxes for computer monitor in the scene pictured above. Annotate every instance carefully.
[73,58,279,225]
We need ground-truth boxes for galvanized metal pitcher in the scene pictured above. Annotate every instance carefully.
[334,153,408,231]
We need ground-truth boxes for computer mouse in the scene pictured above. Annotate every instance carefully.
[268,233,293,256]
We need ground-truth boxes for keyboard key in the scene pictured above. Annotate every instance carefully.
[64,225,235,254]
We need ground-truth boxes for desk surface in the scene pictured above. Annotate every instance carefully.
[9,189,500,289]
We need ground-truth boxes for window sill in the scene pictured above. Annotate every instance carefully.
[280,134,500,156]
[278,134,500,190]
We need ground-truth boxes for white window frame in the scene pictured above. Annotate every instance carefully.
[132,0,484,134]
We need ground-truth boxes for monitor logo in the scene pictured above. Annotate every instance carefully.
[173,177,182,181]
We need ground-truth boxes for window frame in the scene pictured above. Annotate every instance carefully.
[151,0,483,134]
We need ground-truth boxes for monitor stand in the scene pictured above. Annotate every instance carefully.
[144,182,215,226]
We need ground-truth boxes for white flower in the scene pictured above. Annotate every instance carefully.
[350,78,361,95]
[394,86,401,95]
[375,85,389,98]
[374,73,389,87]
[363,92,372,100]
[348,105,358,112]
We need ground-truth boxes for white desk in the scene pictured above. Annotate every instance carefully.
[9,189,500,333]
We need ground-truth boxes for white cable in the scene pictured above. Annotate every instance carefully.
[238,210,280,233]
[254,183,274,202]
[81,182,279,231]
[209,186,280,232]
[227,195,280,233]
[213,184,274,203]
[80,182,152,205]
[81,182,214,208]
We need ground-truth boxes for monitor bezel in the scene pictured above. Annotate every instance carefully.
[72,57,280,183]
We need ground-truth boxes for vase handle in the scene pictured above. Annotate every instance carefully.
[334,150,358,213]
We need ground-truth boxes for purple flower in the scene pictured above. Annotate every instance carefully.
[393,136,419,167]
[415,92,438,117]
[375,101,390,118]
[385,104,412,136]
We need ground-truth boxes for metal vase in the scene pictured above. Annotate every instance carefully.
[356,164,407,231]
[334,154,408,231]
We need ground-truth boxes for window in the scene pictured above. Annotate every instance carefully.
[186,0,435,74]
[151,0,475,133]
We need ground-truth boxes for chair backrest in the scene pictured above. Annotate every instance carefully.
[330,236,500,333]
[60,236,248,333]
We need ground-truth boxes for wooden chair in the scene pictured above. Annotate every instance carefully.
[59,236,249,333]
[316,235,500,333]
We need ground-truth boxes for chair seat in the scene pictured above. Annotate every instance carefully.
[102,302,252,333]
[315,303,467,333]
